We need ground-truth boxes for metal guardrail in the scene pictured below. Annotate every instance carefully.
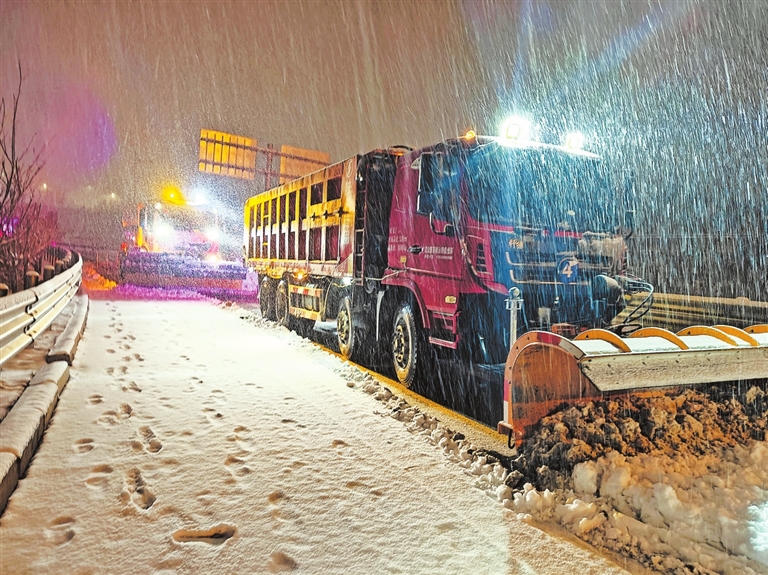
[615,292,768,330]
[59,243,121,282]
[0,255,83,367]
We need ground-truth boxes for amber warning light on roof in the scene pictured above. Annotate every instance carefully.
[199,129,257,180]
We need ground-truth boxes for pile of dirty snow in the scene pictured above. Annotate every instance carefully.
[512,387,767,491]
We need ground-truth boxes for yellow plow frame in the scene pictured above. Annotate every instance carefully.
[498,325,768,445]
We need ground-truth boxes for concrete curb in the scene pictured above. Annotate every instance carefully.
[47,294,89,364]
[0,294,89,515]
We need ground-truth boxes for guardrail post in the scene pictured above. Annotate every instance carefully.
[0,284,9,297]
[55,260,64,274]
[24,271,40,290]
[43,265,56,281]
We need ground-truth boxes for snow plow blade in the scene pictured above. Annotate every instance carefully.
[498,325,768,445]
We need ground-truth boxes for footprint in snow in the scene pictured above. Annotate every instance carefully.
[172,524,237,545]
[44,516,76,545]
[85,464,113,489]
[97,403,132,426]
[226,426,252,444]
[137,426,163,453]
[225,451,252,476]
[107,366,128,376]
[121,468,155,510]
[345,478,384,496]
[268,490,287,504]
[280,460,308,475]
[88,394,103,405]
[280,419,306,429]
[74,438,94,454]
[436,522,458,533]
[202,407,224,425]
[121,381,142,393]
[266,551,298,573]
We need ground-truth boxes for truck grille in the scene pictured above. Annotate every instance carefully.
[489,230,619,286]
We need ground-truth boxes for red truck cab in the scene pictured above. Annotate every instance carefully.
[383,134,634,377]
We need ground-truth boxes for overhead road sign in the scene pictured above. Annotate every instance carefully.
[199,129,257,180]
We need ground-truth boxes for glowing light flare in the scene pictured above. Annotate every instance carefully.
[161,185,186,205]
[205,227,220,242]
[463,129,477,140]
[499,117,532,143]
[188,188,209,206]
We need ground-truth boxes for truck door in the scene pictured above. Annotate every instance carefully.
[405,151,463,338]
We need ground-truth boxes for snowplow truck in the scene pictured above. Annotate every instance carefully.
[121,202,247,291]
[244,132,768,442]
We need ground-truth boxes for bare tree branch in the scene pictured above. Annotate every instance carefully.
[0,63,54,292]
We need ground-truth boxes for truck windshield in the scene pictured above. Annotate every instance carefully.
[464,145,619,233]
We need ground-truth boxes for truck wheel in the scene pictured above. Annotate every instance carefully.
[275,281,293,329]
[391,302,421,388]
[337,297,357,360]
[260,277,277,321]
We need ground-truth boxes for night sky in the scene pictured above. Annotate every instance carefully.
[1,1,766,251]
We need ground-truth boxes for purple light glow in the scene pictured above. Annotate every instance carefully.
[40,80,117,187]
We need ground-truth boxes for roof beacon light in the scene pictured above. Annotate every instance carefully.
[564,132,585,150]
[499,117,532,143]
[463,129,477,140]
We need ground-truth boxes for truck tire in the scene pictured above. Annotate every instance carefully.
[337,297,358,361]
[260,277,277,321]
[275,281,293,329]
[391,302,422,388]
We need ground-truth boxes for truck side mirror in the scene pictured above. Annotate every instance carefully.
[429,212,455,237]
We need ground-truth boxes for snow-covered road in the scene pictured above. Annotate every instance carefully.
[0,297,631,575]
